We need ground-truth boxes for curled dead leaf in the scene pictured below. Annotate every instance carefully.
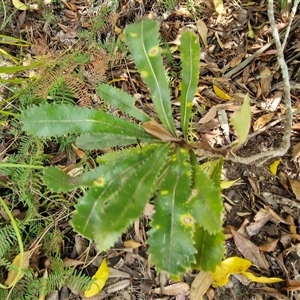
[123,239,142,249]
[253,113,274,131]
[292,142,300,160]
[153,282,189,296]
[231,228,269,270]
[260,67,272,97]
[289,179,300,200]
[142,120,182,142]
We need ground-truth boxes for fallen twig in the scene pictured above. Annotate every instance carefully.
[226,0,295,164]
[223,15,300,78]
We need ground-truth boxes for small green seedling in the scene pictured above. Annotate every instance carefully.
[22,20,225,277]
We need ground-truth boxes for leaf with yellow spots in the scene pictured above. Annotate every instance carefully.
[148,147,196,277]
[72,143,171,250]
[179,29,200,138]
[125,20,176,135]
[43,145,161,192]
[84,258,109,297]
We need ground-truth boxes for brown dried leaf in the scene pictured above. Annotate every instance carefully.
[72,144,85,159]
[277,171,289,191]
[259,239,279,252]
[292,142,300,159]
[260,67,272,97]
[63,257,84,267]
[123,239,142,249]
[142,120,182,142]
[246,207,273,236]
[253,113,274,131]
[198,106,217,124]
[196,19,208,47]
[284,278,300,291]
[247,175,260,194]
[237,8,248,25]
[230,56,242,68]
[286,215,297,242]
[75,235,87,256]
[268,206,290,224]
[108,268,130,278]
[231,229,269,270]
[153,283,190,296]
[106,280,130,294]
[134,220,145,246]
[258,287,289,299]
[289,179,300,200]
[190,271,213,300]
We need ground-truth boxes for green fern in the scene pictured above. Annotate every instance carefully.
[0,258,92,300]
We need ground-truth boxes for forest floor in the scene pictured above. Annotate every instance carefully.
[1,0,300,299]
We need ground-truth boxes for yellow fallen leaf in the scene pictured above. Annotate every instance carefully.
[213,81,233,101]
[213,0,224,14]
[12,0,28,10]
[84,258,109,297]
[220,178,240,189]
[212,257,251,287]
[241,271,284,284]
[269,159,281,175]
[5,251,31,286]
[212,256,284,287]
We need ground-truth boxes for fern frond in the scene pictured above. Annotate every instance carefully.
[84,49,109,83]
[64,75,92,107]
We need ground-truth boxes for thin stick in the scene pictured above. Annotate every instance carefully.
[224,16,300,78]
[227,0,294,164]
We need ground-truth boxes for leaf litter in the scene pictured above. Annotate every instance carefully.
[3,0,300,299]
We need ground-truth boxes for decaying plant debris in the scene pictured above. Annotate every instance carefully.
[1,0,300,299]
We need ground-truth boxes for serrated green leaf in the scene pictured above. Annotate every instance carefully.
[76,133,157,150]
[22,103,154,139]
[124,20,176,136]
[96,84,151,122]
[192,224,224,272]
[71,143,171,250]
[148,147,196,277]
[190,152,223,233]
[230,94,251,149]
[43,167,88,192]
[179,30,200,138]
[198,157,223,187]
[43,145,162,192]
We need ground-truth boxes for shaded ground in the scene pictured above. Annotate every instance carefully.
[1,0,300,299]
